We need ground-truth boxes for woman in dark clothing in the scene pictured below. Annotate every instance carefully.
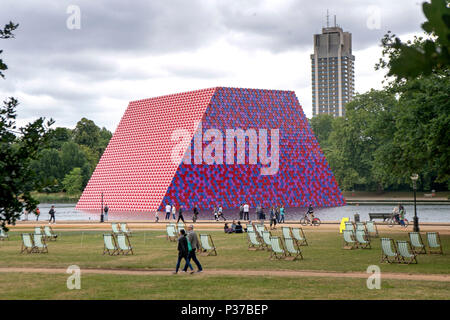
[177,205,185,223]
[235,221,243,233]
[173,229,194,274]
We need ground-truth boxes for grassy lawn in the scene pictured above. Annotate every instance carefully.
[0,229,449,299]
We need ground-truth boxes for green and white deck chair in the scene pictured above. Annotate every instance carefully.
[44,225,58,241]
[111,223,121,235]
[261,230,272,250]
[117,234,133,255]
[355,222,367,233]
[269,236,286,260]
[34,226,43,235]
[103,233,119,255]
[21,233,35,254]
[291,227,308,246]
[355,230,371,249]
[254,224,265,239]
[199,234,217,256]
[284,237,303,261]
[426,232,443,255]
[0,229,8,240]
[344,222,355,232]
[281,226,292,240]
[380,238,399,264]
[365,221,379,238]
[342,230,358,249]
[168,222,178,234]
[166,224,177,242]
[33,233,48,253]
[177,222,186,233]
[247,231,263,250]
[396,240,418,264]
[120,223,132,237]
[408,232,426,254]
[247,224,254,233]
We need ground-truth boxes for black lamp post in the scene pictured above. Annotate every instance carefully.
[411,174,419,232]
[100,192,104,223]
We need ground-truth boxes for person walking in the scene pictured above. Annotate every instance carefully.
[239,204,244,220]
[243,203,249,220]
[213,206,219,221]
[217,205,226,221]
[177,205,185,223]
[48,205,56,224]
[155,210,159,223]
[183,225,203,273]
[269,206,277,230]
[399,204,406,226]
[165,203,171,220]
[104,204,109,222]
[275,206,280,224]
[172,204,176,220]
[173,229,194,274]
[279,205,285,223]
[193,205,199,223]
[35,207,40,221]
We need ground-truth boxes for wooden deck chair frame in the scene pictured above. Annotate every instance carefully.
[199,234,217,256]
[117,233,134,255]
[396,240,418,264]
[261,230,272,250]
[246,224,254,233]
[34,226,43,235]
[408,232,426,254]
[365,221,379,238]
[33,233,48,253]
[380,238,400,264]
[0,229,9,241]
[21,233,35,254]
[342,230,358,249]
[247,231,263,250]
[281,226,292,241]
[103,233,119,255]
[344,222,355,232]
[44,225,58,241]
[355,222,367,233]
[120,223,132,237]
[426,232,443,255]
[111,223,121,235]
[284,237,303,261]
[269,236,286,260]
[355,230,371,249]
[291,227,308,246]
[166,224,177,242]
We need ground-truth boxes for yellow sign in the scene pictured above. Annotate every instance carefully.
[339,217,350,233]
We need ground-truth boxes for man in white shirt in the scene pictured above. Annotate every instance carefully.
[172,205,176,220]
[165,203,171,220]
[243,203,249,220]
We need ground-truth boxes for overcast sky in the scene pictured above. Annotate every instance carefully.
[1,0,426,131]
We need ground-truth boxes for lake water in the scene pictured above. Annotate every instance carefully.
[22,203,450,223]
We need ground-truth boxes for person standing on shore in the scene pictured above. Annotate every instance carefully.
[104,204,109,222]
[35,207,40,221]
[243,203,249,220]
[165,203,171,220]
[48,205,56,224]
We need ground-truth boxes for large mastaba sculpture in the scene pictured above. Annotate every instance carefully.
[76,87,345,212]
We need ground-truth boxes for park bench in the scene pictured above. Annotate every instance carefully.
[368,213,391,221]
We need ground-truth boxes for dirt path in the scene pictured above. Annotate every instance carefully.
[0,267,448,282]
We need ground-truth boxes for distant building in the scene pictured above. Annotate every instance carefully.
[311,19,355,117]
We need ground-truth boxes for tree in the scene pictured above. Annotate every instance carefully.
[72,117,100,149]
[309,114,334,150]
[1,22,53,230]
[46,127,72,150]
[62,167,83,195]
[60,141,89,174]
[30,148,63,192]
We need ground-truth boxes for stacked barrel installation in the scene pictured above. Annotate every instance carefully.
[76,87,345,214]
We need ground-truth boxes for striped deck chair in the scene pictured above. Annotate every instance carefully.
[408,232,426,254]
[103,233,119,255]
[380,238,399,263]
[34,226,43,235]
[199,234,217,256]
[365,221,379,238]
[111,223,121,235]
[247,224,254,233]
[284,237,303,261]
[119,223,132,237]
[426,232,443,255]
[281,226,292,240]
[254,223,265,239]
[0,229,8,241]
[33,234,48,253]
[21,233,35,254]
[177,222,186,233]
[355,230,371,249]
[291,227,308,246]
[247,231,263,250]
[44,226,58,241]
[166,224,177,242]
[117,234,133,255]
[343,230,358,249]
[261,230,273,250]
[344,222,355,232]
[355,222,367,233]
[396,240,418,264]
[269,236,286,260]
